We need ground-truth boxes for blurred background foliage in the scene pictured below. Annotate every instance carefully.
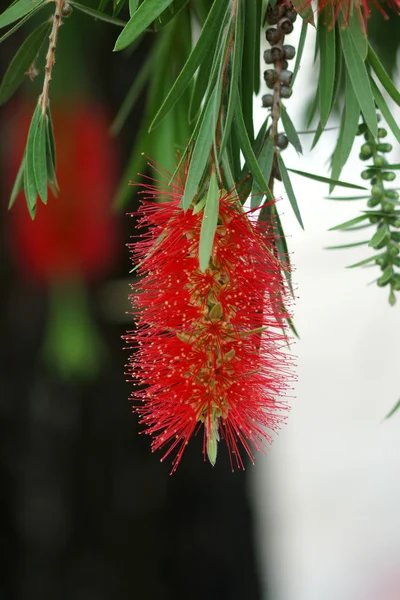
[0,5,263,598]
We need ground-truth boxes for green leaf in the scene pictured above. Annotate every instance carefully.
[292,19,308,87]
[370,77,400,145]
[277,154,304,229]
[329,214,369,231]
[330,69,360,189]
[253,0,262,95]
[241,0,256,140]
[129,0,139,16]
[181,86,219,211]
[325,194,370,200]
[280,105,302,154]
[379,264,392,284]
[24,102,41,214]
[0,2,48,44]
[33,113,47,203]
[384,398,400,420]
[347,11,367,60]
[287,168,367,190]
[325,240,369,249]
[114,0,173,51]
[369,225,388,248]
[153,0,189,31]
[346,254,380,268]
[199,171,219,271]
[0,21,50,106]
[218,0,244,156]
[318,17,336,128]
[0,0,44,29]
[45,106,58,190]
[149,0,226,130]
[8,154,25,209]
[110,52,153,135]
[69,1,126,26]
[188,42,215,123]
[234,99,273,202]
[251,136,274,208]
[367,42,400,107]
[339,26,377,137]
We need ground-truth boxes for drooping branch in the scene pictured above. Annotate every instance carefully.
[40,0,67,114]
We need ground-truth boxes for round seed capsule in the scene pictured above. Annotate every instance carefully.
[281,59,289,70]
[262,94,274,108]
[266,4,286,25]
[377,143,393,153]
[276,133,289,149]
[263,49,274,64]
[62,2,73,16]
[270,45,284,61]
[377,128,388,138]
[280,85,292,98]
[264,69,278,87]
[283,45,296,60]
[278,17,293,34]
[286,8,298,22]
[374,155,386,167]
[390,245,400,256]
[381,172,396,182]
[280,69,293,85]
[371,176,378,185]
[266,28,280,44]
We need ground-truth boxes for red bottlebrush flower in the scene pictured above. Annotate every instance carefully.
[126,165,293,472]
[6,101,119,284]
[294,0,400,27]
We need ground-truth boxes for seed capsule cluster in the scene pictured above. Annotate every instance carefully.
[262,0,297,157]
[357,119,400,304]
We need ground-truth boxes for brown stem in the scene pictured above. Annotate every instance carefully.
[40,0,64,114]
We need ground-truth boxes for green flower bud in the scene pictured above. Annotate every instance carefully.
[371,185,383,197]
[361,143,374,156]
[377,128,388,138]
[381,172,396,182]
[373,155,386,167]
[361,170,374,180]
[369,215,380,224]
[377,143,393,153]
[389,245,400,256]
[357,123,367,136]
[367,196,381,208]
[385,190,399,200]
[383,202,395,212]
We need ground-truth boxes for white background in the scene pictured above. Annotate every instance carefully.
[250,22,400,600]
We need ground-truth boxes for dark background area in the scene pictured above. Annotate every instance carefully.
[0,6,263,600]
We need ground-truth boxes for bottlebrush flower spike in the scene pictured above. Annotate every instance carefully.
[125,164,294,472]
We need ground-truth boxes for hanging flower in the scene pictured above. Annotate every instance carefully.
[125,165,294,472]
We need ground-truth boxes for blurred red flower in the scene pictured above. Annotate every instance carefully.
[6,101,119,283]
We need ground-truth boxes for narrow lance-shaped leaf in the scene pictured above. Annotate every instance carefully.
[33,113,47,204]
[280,105,302,154]
[0,2,49,44]
[370,77,400,145]
[0,0,45,29]
[318,14,336,128]
[199,171,219,271]
[181,86,220,211]
[114,0,173,51]
[292,19,307,86]
[329,214,369,231]
[234,98,273,201]
[339,25,377,137]
[24,103,42,215]
[149,0,226,130]
[69,1,126,26]
[277,154,304,229]
[251,136,274,209]
[347,10,367,60]
[287,167,367,190]
[0,21,50,106]
[384,398,400,420]
[367,42,400,107]
[8,154,25,209]
[46,107,58,190]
